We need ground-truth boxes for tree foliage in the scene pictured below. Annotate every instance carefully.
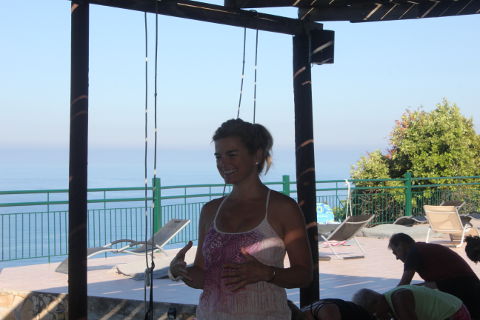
[351,99,480,181]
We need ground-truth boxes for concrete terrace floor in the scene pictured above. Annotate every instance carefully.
[1,224,479,306]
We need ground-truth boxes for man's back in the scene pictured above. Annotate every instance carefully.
[405,242,477,281]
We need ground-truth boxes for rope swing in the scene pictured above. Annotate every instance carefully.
[142,5,160,319]
[236,27,260,124]
[236,27,247,120]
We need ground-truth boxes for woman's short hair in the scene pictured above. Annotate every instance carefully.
[212,118,273,174]
[388,233,415,249]
[465,236,480,263]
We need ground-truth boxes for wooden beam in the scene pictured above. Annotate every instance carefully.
[293,32,320,306]
[90,0,323,35]
[224,0,315,9]
[69,1,89,319]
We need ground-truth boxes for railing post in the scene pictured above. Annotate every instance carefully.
[404,172,412,216]
[153,177,162,232]
[282,175,291,196]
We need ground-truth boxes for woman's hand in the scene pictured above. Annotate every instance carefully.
[170,241,193,281]
[221,248,273,292]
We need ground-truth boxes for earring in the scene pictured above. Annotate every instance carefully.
[255,161,259,165]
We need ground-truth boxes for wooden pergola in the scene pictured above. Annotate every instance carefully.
[68,0,480,318]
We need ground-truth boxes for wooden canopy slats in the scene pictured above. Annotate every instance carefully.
[298,0,480,22]
[224,0,316,9]
[225,0,480,22]
[90,0,323,34]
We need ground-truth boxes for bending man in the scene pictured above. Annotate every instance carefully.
[388,233,480,318]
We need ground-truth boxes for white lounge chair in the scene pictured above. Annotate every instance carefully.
[319,214,375,259]
[424,205,479,247]
[55,218,190,273]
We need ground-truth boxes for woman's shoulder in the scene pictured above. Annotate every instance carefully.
[198,197,225,231]
[269,190,300,209]
[201,197,225,217]
[268,190,302,220]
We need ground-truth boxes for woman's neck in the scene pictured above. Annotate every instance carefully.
[229,177,268,200]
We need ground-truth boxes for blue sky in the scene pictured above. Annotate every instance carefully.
[0,2,479,186]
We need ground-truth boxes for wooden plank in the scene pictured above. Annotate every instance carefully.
[69,1,89,319]
[298,5,373,21]
[298,0,480,22]
[439,0,480,16]
[225,0,315,8]
[293,32,319,307]
[90,0,323,35]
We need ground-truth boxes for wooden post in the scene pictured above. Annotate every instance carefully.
[69,1,89,319]
[293,31,320,306]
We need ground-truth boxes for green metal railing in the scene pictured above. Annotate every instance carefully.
[312,174,480,224]
[1,174,480,263]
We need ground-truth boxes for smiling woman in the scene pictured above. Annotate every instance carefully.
[213,119,273,183]
[168,118,313,320]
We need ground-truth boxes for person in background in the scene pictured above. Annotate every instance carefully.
[288,298,374,320]
[352,285,471,320]
[168,118,313,320]
[388,232,480,318]
[465,235,480,263]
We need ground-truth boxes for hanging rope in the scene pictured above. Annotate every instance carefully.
[236,27,247,119]
[252,29,258,124]
[147,5,160,320]
[142,11,151,318]
[142,5,160,319]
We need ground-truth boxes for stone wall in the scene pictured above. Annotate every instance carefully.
[0,290,196,319]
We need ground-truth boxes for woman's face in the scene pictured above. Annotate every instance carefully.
[214,136,258,185]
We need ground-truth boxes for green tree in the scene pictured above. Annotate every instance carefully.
[352,99,480,180]
[349,99,480,220]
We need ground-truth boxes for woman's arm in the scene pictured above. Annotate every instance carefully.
[397,270,415,286]
[170,201,216,289]
[270,195,313,288]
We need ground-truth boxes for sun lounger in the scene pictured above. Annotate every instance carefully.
[424,205,479,247]
[319,214,375,259]
[55,218,190,274]
[393,201,466,227]
[393,215,428,227]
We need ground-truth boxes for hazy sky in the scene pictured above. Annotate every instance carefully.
[1,2,479,155]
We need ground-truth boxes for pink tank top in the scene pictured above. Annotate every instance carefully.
[196,189,291,320]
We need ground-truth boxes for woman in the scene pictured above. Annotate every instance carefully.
[169,118,313,319]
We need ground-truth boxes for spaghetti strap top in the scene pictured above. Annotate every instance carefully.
[196,189,291,320]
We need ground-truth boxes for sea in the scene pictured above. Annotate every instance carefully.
[0,146,369,190]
